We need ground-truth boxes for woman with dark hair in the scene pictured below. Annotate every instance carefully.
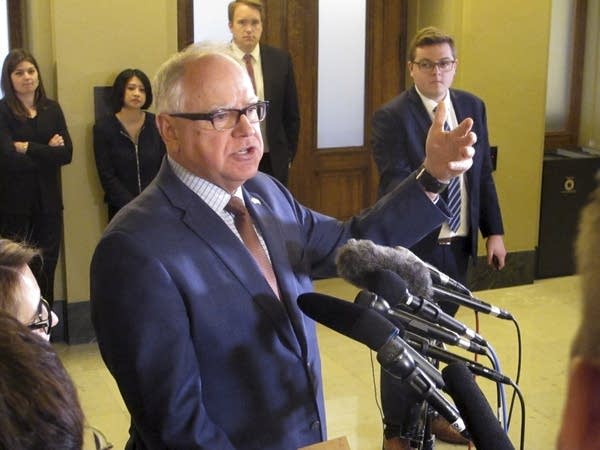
[0,310,85,450]
[93,68,165,221]
[0,48,72,308]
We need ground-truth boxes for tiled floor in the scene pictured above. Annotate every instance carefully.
[56,275,580,449]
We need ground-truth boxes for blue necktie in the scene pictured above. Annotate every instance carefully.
[443,120,461,232]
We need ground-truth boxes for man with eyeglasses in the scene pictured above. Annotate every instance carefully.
[90,42,477,450]
[371,27,506,449]
[227,0,300,186]
[0,238,58,341]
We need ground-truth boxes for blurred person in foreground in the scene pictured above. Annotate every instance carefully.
[0,237,58,340]
[557,175,600,450]
[90,42,476,450]
[0,310,84,450]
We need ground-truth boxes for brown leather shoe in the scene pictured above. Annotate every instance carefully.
[431,414,471,445]
[382,436,413,450]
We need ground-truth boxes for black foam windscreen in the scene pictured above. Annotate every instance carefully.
[365,269,410,307]
[297,292,397,351]
[442,363,515,450]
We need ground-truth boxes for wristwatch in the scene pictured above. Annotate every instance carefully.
[416,165,449,194]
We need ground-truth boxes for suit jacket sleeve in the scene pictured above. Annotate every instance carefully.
[25,101,73,166]
[466,97,504,237]
[282,53,300,161]
[91,232,238,450]
[0,100,72,170]
[371,100,420,198]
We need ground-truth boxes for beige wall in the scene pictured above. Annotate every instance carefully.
[25,1,178,302]
[409,0,551,255]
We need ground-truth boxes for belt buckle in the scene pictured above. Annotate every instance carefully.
[438,237,453,245]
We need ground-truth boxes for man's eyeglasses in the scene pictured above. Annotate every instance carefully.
[27,296,52,336]
[169,101,269,132]
[412,59,456,73]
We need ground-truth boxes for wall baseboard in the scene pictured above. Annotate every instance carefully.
[468,250,535,291]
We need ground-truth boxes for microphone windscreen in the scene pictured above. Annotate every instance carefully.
[297,292,397,351]
[335,239,432,298]
[442,363,515,450]
[365,269,411,307]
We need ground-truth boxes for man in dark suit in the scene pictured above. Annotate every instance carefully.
[228,0,299,186]
[90,42,476,450]
[371,27,506,450]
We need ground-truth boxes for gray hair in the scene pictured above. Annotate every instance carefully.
[153,41,240,114]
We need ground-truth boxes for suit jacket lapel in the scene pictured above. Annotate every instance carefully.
[156,164,303,357]
[243,190,309,357]
[407,87,431,145]
[259,45,273,101]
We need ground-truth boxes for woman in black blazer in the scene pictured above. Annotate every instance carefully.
[93,69,165,222]
[0,49,73,307]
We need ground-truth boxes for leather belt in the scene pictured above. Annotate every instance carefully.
[438,236,463,245]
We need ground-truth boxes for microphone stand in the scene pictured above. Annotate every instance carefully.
[391,339,440,450]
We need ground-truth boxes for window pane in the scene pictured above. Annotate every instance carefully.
[0,0,9,65]
[193,0,232,42]
[317,0,366,148]
[545,0,575,131]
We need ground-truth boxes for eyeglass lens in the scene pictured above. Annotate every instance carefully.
[28,297,52,334]
[212,102,267,130]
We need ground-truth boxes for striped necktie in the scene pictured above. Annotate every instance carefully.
[443,120,462,232]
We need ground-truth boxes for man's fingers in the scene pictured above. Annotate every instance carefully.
[448,158,473,173]
[452,117,474,138]
[432,101,447,129]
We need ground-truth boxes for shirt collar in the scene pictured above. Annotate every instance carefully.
[167,156,244,213]
[414,86,452,121]
[230,41,261,62]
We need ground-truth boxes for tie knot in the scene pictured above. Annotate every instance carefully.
[225,196,247,217]
[243,53,252,63]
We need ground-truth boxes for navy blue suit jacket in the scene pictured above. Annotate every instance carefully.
[371,86,504,259]
[260,44,300,184]
[91,159,448,450]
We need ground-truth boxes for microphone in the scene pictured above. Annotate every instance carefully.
[442,363,515,450]
[354,291,488,355]
[406,336,512,385]
[335,239,432,298]
[420,259,471,296]
[296,292,444,387]
[336,239,513,320]
[431,286,513,320]
[297,292,468,438]
[364,269,487,346]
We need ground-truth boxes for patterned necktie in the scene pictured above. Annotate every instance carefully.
[225,197,280,298]
[243,54,257,94]
[443,120,462,232]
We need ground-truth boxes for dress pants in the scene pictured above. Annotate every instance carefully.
[0,211,63,307]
